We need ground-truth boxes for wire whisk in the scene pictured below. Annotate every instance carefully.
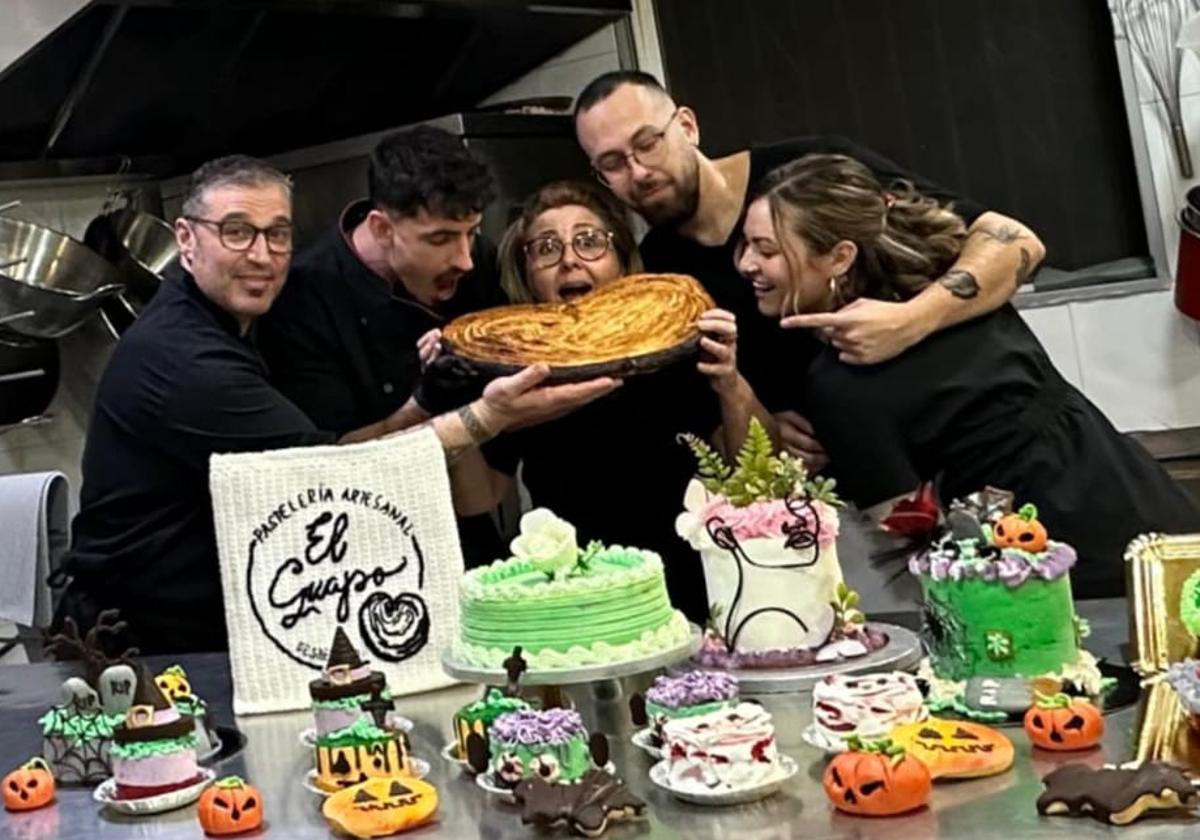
[1117,0,1197,177]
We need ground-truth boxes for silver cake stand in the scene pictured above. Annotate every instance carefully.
[677,622,923,694]
[441,626,703,688]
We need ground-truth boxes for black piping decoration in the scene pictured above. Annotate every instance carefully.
[704,496,824,651]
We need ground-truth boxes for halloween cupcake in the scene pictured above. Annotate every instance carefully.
[156,665,219,757]
[111,668,200,800]
[488,709,598,789]
[310,627,392,738]
[643,670,738,747]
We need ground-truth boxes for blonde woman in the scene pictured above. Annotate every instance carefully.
[733,153,1200,598]
[427,180,769,619]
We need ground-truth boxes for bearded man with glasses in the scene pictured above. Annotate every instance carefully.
[51,155,619,653]
[575,70,1044,474]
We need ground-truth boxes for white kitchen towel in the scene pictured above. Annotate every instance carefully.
[0,470,70,627]
[210,428,464,715]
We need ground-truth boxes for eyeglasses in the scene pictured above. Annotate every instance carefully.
[185,216,294,255]
[591,110,680,183]
[524,228,614,270]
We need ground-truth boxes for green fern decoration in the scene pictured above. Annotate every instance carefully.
[680,417,845,508]
[678,433,732,494]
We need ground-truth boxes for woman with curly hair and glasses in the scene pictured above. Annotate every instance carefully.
[426,180,770,619]
[732,153,1200,598]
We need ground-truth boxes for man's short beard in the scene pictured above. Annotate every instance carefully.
[636,158,700,228]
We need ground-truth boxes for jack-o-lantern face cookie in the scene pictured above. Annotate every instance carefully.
[322,777,438,838]
[890,719,1013,779]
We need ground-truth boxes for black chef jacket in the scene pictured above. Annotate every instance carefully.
[640,136,986,410]
[256,200,508,567]
[56,271,333,654]
[257,200,506,436]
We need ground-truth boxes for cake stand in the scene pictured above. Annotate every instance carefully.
[679,622,923,694]
[441,625,703,706]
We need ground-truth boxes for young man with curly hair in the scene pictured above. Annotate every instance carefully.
[257,126,510,565]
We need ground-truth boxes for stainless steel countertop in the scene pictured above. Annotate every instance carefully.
[0,599,1187,839]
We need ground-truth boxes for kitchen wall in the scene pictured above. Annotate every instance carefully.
[0,180,127,504]
[1015,37,1200,432]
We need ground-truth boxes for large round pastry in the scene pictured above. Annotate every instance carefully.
[442,273,714,381]
[453,509,691,670]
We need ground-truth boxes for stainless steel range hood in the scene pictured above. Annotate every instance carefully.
[0,0,629,178]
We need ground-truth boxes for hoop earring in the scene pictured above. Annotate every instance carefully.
[828,274,848,307]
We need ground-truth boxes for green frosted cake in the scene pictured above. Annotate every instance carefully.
[453,688,530,760]
[454,509,691,670]
[488,708,593,789]
[910,495,1105,715]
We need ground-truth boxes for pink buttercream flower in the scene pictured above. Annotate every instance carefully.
[698,497,839,547]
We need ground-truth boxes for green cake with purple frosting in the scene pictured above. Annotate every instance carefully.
[644,671,739,747]
[488,708,595,789]
[910,491,1105,716]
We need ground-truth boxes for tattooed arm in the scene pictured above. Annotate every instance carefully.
[782,211,1045,364]
[922,210,1043,311]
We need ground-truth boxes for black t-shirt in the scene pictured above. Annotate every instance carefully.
[61,272,333,652]
[257,200,506,437]
[800,304,1200,597]
[484,363,720,620]
[640,136,987,410]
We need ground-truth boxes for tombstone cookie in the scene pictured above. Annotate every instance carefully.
[39,611,138,784]
[1036,762,1198,825]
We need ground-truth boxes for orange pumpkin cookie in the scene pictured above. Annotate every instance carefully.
[198,776,263,836]
[3,758,55,812]
[890,719,1013,779]
[1024,694,1104,751]
[323,777,438,838]
[823,738,932,817]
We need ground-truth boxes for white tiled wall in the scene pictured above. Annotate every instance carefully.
[1013,28,1200,433]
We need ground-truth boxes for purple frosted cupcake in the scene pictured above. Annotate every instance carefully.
[488,709,592,788]
[645,671,739,746]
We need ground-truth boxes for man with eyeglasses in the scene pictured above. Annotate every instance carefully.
[53,155,618,653]
[257,126,509,567]
[574,71,1042,471]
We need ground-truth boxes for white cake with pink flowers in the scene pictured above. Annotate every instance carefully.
[677,419,885,668]
[111,668,201,800]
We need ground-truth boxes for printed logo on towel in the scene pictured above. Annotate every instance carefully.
[245,484,430,668]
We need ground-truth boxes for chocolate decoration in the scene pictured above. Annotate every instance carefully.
[45,609,138,687]
[113,666,195,743]
[309,669,385,702]
[589,733,610,768]
[361,683,394,728]
[704,507,818,651]
[465,732,490,775]
[514,769,647,836]
[503,647,527,697]
[353,788,376,804]
[1036,762,1198,825]
[112,714,194,743]
[327,627,365,670]
[629,693,648,727]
